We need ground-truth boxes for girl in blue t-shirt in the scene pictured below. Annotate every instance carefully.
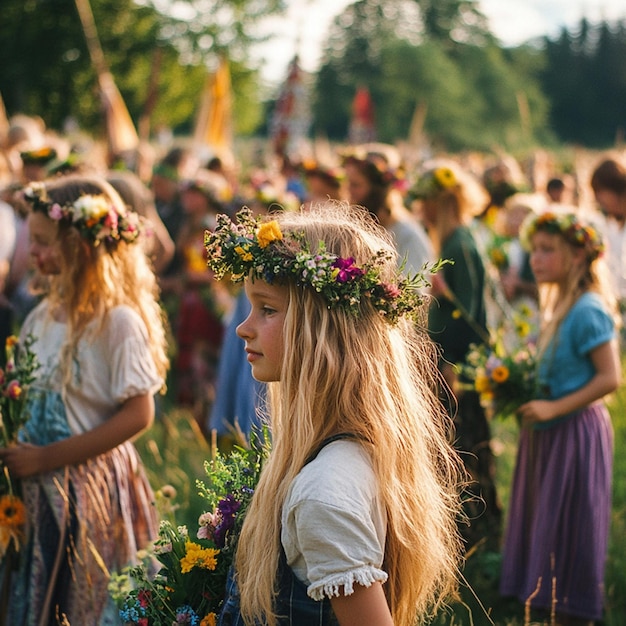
[500,210,621,625]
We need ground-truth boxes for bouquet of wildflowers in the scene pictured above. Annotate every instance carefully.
[485,234,512,271]
[459,312,538,421]
[0,334,39,559]
[112,431,269,626]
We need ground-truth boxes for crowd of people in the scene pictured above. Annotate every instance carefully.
[0,112,625,625]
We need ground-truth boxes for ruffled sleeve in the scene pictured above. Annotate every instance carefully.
[281,441,388,601]
[106,306,163,403]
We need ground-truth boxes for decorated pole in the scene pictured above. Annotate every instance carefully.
[193,56,234,165]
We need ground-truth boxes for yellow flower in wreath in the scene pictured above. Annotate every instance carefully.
[234,245,253,262]
[433,167,457,189]
[256,221,283,248]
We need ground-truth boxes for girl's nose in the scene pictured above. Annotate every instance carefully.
[236,314,252,340]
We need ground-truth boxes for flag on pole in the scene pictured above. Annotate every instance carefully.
[98,71,139,157]
[349,86,376,145]
[74,0,138,163]
[194,57,233,162]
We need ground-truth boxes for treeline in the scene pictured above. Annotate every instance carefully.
[1,0,625,153]
[310,2,626,151]
[541,19,626,147]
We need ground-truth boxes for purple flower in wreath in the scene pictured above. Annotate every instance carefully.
[332,257,364,282]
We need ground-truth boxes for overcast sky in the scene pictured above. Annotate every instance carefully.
[252,0,626,85]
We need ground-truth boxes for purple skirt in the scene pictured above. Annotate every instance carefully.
[499,403,613,621]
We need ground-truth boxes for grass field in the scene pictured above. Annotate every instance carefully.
[136,381,626,625]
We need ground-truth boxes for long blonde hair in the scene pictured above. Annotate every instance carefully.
[536,246,618,356]
[33,174,169,387]
[234,204,464,626]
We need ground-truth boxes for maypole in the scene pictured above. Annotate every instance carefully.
[269,55,310,160]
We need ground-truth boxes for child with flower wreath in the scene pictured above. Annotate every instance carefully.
[500,211,621,626]
[204,203,464,626]
[411,160,503,553]
[0,174,169,625]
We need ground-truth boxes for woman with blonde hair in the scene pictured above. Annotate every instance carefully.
[0,174,169,624]
[205,202,464,626]
[411,161,502,553]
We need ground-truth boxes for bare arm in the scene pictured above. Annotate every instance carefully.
[330,582,394,626]
[0,393,154,478]
[518,339,621,424]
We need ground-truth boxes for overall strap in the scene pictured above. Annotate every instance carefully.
[304,432,361,465]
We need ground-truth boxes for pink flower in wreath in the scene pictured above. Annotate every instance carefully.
[49,203,64,220]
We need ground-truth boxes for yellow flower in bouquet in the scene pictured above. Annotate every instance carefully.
[0,495,26,557]
[112,430,269,625]
[0,335,39,449]
[460,336,537,420]
[0,334,40,563]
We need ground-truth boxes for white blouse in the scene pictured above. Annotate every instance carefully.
[21,300,163,434]
[281,439,388,601]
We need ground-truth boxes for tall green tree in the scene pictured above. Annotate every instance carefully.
[312,0,550,151]
[0,0,284,138]
[311,0,409,140]
[417,0,492,45]
[541,18,626,147]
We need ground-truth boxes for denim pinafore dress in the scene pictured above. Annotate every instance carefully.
[218,434,359,626]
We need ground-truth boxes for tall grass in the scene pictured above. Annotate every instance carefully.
[136,383,626,625]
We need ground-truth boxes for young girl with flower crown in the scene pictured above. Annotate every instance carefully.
[500,211,621,626]
[0,174,169,624]
[411,160,503,553]
[204,202,464,626]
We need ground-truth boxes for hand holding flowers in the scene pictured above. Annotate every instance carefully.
[0,334,39,562]
[458,314,538,421]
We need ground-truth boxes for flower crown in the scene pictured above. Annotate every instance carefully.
[23,182,142,246]
[342,154,398,188]
[520,211,605,260]
[409,167,458,200]
[204,208,436,323]
[20,147,58,166]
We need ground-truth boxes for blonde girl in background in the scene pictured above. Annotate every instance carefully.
[411,161,503,553]
[205,203,464,626]
[500,211,621,626]
[0,175,169,624]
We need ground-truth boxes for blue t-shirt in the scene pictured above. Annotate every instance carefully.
[538,292,615,400]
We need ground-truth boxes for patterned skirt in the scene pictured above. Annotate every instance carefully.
[3,441,157,626]
[499,403,613,621]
